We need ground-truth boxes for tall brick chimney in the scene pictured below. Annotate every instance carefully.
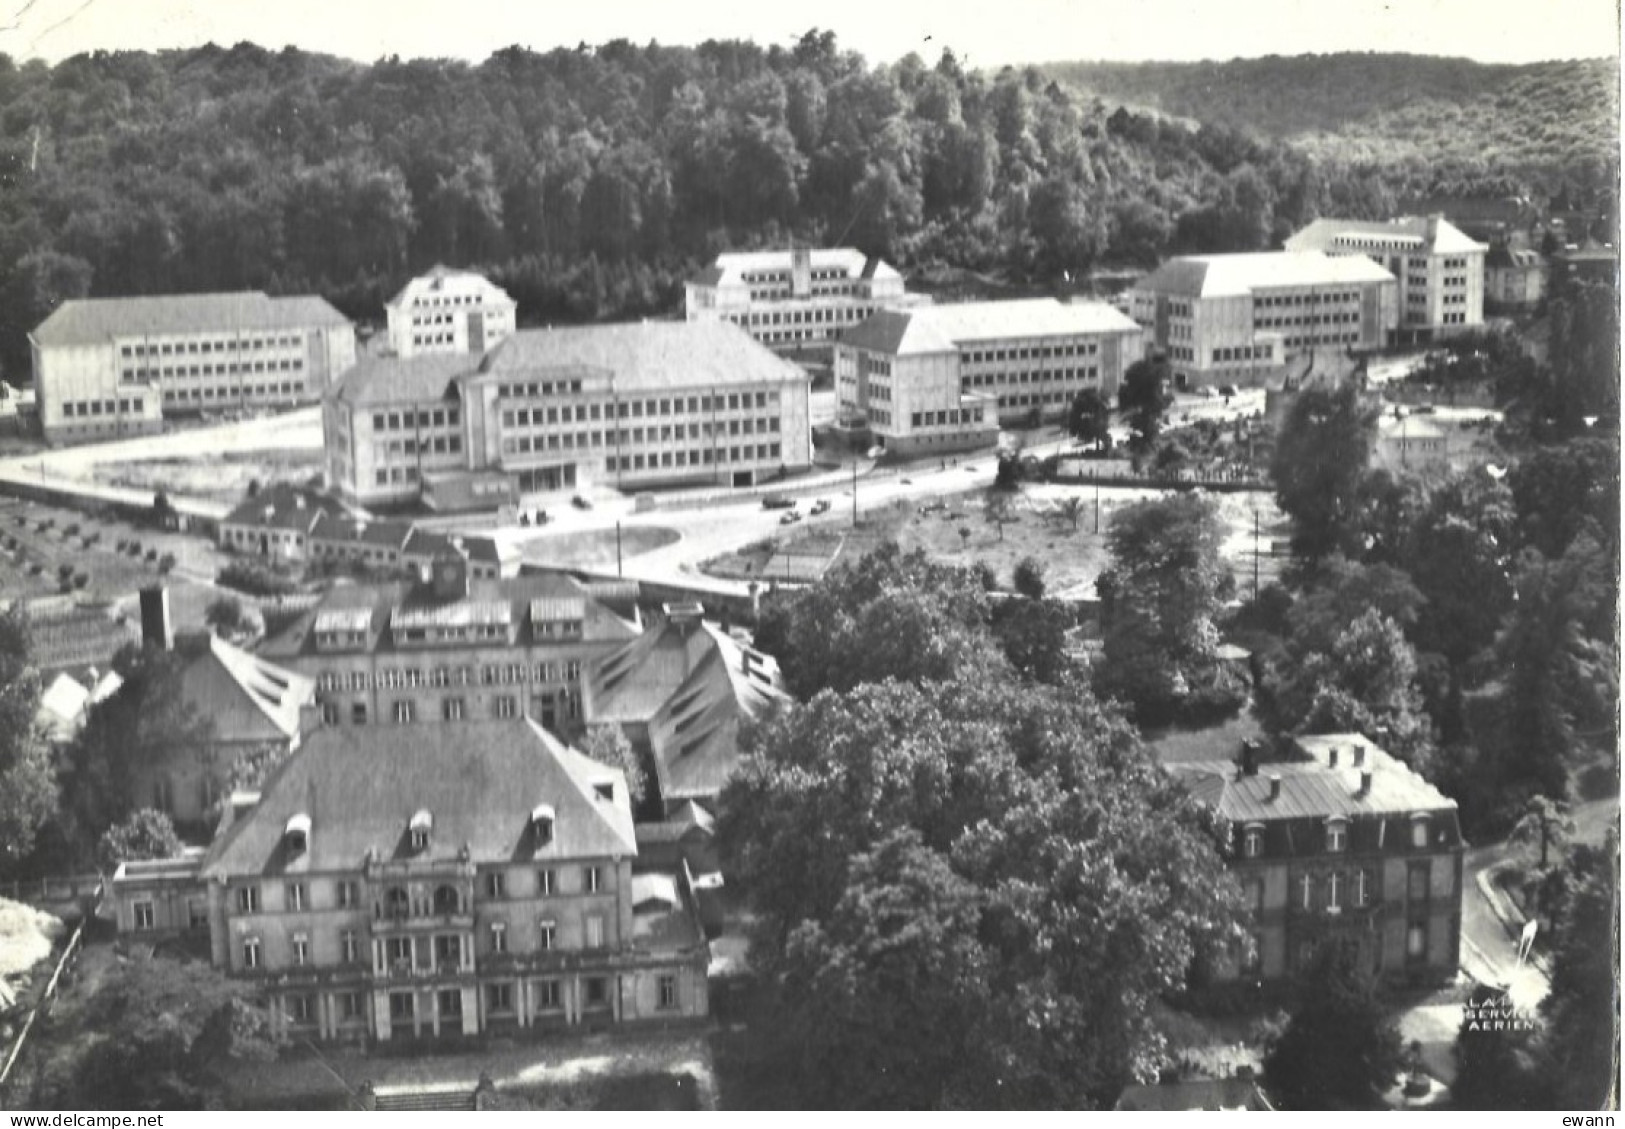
[139,586,173,651]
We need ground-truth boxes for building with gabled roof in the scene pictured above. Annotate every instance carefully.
[1169,734,1463,986]
[834,297,1142,454]
[218,484,335,561]
[1285,215,1486,343]
[324,320,812,508]
[385,266,517,359]
[112,718,709,1043]
[30,291,355,444]
[587,604,788,818]
[1128,250,1398,390]
[685,246,929,352]
[35,667,122,744]
[1485,245,1547,309]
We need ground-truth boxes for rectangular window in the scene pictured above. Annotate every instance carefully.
[658,975,678,1010]
[292,934,309,966]
[339,992,364,1021]
[585,915,605,949]
[393,700,414,724]
[584,865,603,894]
[442,697,465,721]
[535,979,561,1010]
[536,868,555,896]
[538,920,556,951]
[1408,862,1431,904]
[133,901,155,930]
[287,882,307,912]
[485,871,506,899]
[490,921,507,954]
[342,930,360,964]
[584,977,608,1007]
[1406,921,1428,961]
[494,695,518,719]
[237,886,261,914]
[338,880,359,909]
[243,938,261,969]
[486,983,513,1013]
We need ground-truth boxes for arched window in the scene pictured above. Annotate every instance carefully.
[384,886,410,920]
[433,884,461,916]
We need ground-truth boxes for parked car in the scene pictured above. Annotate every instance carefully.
[762,494,795,510]
[1217,383,1239,397]
[779,510,802,525]
[810,499,831,515]
[571,495,593,510]
[1196,386,1218,399]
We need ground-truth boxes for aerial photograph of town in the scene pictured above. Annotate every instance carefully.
[0,0,1616,1114]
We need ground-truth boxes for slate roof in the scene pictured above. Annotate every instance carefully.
[840,298,1140,357]
[1286,215,1487,256]
[589,615,787,804]
[201,718,636,879]
[308,512,415,550]
[31,292,350,347]
[478,321,805,391]
[220,484,332,533]
[257,573,638,661]
[184,634,315,743]
[328,352,476,408]
[1168,733,1458,825]
[1135,251,1396,299]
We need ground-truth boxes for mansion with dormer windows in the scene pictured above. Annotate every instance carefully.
[111,719,709,1042]
[1170,733,1464,986]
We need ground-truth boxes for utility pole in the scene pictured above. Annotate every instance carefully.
[851,458,857,526]
[616,521,623,577]
[1252,508,1260,602]
[1094,476,1100,534]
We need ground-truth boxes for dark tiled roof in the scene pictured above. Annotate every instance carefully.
[328,353,476,407]
[686,266,726,288]
[309,512,414,550]
[220,484,333,532]
[32,292,349,347]
[478,321,805,391]
[182,635,314,743]
[201,718,636,878]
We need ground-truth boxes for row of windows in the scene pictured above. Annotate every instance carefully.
[961,341,1100,364]
[122,334,303,357]
[500,417,780,444]
[59,398,144,418]
[1283,332,1361,348]
[373,408,461,431]
[131,358,304,380]
[379,435,463,458]
[909,408,983,430]
[998,391,1074,409]
[162,383,305,403]
[1211,345,1271,364]
[961,367,1099,388]
[315,662,582,693]
[1252,290,1362,308]
[323,691,581,727]
[860,354,893,378]
[1240,815,1434,858]
[746,304,867,326]
[608,442,781,471]
[410,291,506,310]
[1442,312,1470,325]
[1256,312,1359,329]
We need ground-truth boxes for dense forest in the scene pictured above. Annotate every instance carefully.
[1046,54,1619,180]
[0,35,1616,381]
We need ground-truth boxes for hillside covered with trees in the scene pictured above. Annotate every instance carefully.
[1045,54,1619,186]
[0,37,1615,383]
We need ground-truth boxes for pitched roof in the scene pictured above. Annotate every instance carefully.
[589,616,787,803]
[1135,251,1396,299]
[257,573,638,661]
[31,292,350,347]
[478,320,805,391]
[308,512,415,550]
[201,718,636,878]
[700,247,887,283]
[328,352,476,408]
[1285,215,1487,256]
[1168,733,1458,824]
[385,266,515,310]
[182,634,315,743]
[1486,246,1544,270]
[221,484,333,533]
[841,298,1140,357]
[37,671,91,740]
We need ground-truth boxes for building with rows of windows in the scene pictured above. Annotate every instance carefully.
[684,247,930,352]
[385,266,517,358]
[30,292,355,444]
[1127,251,1398,390]
[324,320,812,510]
[1284,215,1486,344]
[256,553,637,740]
[832,298,1143,456]
[110,717,709,1043]
[1171,734,1464,987]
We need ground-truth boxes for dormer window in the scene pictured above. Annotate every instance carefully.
[594,782,615,803]
[531,804,555,848]
[1325,817,1347,854]
[284,812,311,855]
[1242,823,1265,859]
[410,809,433,852]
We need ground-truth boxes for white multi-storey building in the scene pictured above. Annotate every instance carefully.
[30,292,355,444]
[385,266,518,358]
[833,298,1142,455]
[1127,251,1398,390]
[325,320,813,509]
[1285,215,1486,343]
[685,247,929,351]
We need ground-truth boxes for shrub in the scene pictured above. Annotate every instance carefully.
[217,559,300,598]
[1013,556,1047,599]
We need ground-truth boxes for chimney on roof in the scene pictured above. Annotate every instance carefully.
[1238,739,1260,777]
[1266,773,1281,802]
[139,586,173,652]
[1357,770,1373,799]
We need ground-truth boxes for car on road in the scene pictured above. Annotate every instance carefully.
[1217,383,1239,397]
[779,510,802,525]
[900,477,913,485]
[1195,386,1218,398]
[761,494,795,510]
[571,495,593,510]
[810,499,831,515]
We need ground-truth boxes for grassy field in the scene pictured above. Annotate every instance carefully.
[0,498,228,601]
[92,450,323,506]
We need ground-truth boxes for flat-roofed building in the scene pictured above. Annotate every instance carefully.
[324,321,813,509]
[833,298,1142,455]
[111,718,709,1043]
[1170,734,1464,987]
[685,247,929,351]
[385,266,517,358]
[1128,251,1397,390]
[1285,215,1486,343]
[30,292,355,444]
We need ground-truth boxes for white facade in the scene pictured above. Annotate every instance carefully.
[835,298,1141,455]
[31,293,355,444]
[1285,216,1486,343]
[1128,251,1398,390]
[685,247,928,351]
[386,267,518,358]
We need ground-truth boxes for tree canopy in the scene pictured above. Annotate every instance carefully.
[1271,383,1375,563]
[0,607,54,873]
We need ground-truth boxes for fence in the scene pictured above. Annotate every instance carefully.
[0,880,101,1102]
[1046,464,1271,493]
